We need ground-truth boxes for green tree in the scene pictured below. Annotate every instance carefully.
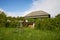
[0,12,7,27]
[55,14,60,18]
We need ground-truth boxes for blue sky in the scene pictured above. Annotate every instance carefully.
[0,0,32,12]
[0,0,60,17]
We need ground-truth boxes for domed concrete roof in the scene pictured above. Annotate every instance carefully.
[25,10,50,17]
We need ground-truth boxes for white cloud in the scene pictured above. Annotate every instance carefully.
[0,8,4,12]
[24,0,60,17]
[0,8,24,17]
[6,12,24,17]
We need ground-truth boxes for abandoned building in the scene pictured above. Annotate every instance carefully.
[20,10,50,28]
[24,10,50,19]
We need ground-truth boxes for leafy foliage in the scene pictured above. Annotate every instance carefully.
[0,12,7,27]
[0,12,60,40]
[0,12,60,31]
[35,14,60,31]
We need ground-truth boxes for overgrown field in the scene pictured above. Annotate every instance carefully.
[0,28,60,40]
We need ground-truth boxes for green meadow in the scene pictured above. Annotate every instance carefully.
[0,28,60,40]
[0,11,60,40]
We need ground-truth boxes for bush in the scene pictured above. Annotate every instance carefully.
[35,18,60,31]
[35,19,41,29]
[0,12,7,27]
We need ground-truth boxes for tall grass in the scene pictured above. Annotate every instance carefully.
[0,28,60,40]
